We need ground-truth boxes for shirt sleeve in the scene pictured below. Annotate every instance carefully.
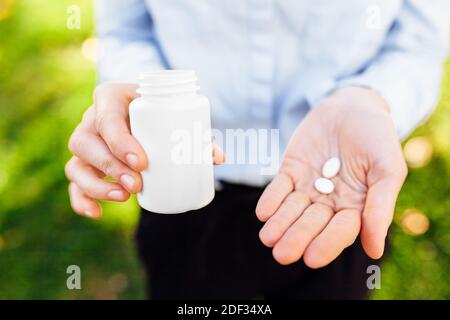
[94,0,167,83]
[336,0,449,139]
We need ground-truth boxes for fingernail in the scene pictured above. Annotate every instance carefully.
[126,153,139,168]
[84,210,94,218]
[108,190,125,200]
[120,174,135,191]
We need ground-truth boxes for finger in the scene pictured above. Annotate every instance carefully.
[272,203,334,265]
[361,177,404,259]
[256,173,294,222]
[78,106,97,133]
[68,132,143,193]
[304,208,361,269]
[212,145,225,165]
[259,191,311,247]
[93,83,148,171]
[68,182,102,219]
[65,157,130,201]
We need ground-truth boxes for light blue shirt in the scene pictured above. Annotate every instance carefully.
[95,0,449,186]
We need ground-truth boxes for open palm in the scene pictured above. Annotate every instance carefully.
[256,87,407,268]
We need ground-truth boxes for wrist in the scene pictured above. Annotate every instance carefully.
[328,86,390,113]
[310,85,395,134]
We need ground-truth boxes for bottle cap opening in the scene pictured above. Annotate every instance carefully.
[137,70,200,97]
[138,70,198,93]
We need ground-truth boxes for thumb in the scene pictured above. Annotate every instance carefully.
[212,145,225,165]
[361,166,407,259]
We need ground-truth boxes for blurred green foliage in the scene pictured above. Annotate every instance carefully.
[0,0,145,299]
[0,0,449,299]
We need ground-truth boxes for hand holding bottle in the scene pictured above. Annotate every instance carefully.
[65,83,224,219]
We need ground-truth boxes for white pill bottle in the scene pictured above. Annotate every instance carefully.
[129,70,215,213]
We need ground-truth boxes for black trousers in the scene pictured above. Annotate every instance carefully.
[136,181,381,299]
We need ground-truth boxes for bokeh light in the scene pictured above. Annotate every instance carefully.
[81,38,98,62]
[403,136,433,168]
[400,209,430,236]
[0,0,14,21]
[108,273,129,294]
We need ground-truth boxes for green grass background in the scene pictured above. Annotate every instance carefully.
[0,0,449,299]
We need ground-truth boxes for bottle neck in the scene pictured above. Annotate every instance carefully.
[137,70,200,100]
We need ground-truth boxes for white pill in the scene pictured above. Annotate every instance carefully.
[322,157,341,179]
[314,178,335,194]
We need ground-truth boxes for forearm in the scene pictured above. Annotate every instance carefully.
[97,38,166,83]
[336,0,449,139]
[95,0,166,83]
